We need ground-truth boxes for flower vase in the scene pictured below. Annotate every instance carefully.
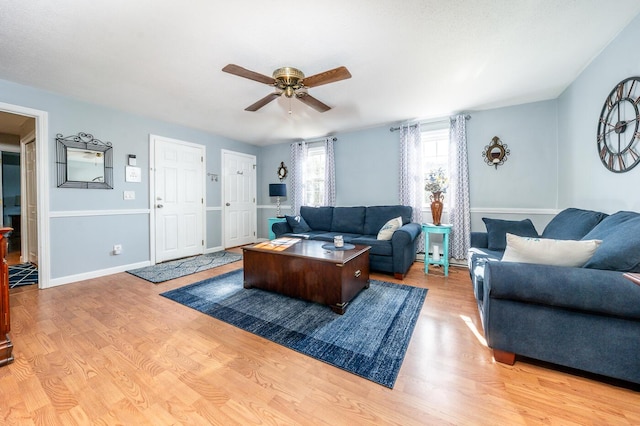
[430,191,444,225]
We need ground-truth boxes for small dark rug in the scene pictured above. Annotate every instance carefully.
[127,251,242,283]
[160,269,427,388]
[9,263,38,288]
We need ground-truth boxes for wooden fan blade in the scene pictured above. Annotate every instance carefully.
[222,64,275,85]
[303,66,351,88]
[296,93,331,112]
[245,92,281,111]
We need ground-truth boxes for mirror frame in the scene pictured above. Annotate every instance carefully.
[56,132,114,189]
[482,136,510,169]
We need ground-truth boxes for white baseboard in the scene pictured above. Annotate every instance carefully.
[47,247,237,288]
[204,246,224,254]
[46,260,151,288]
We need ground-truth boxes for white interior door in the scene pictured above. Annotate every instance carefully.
[154,137,205,263]
[223,150,256,248]
[24,140,38,264]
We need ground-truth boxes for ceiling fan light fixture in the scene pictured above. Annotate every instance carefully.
[223,63,350,113]
[272,67,305,82]
[273,67,305,95]
[284,86,295,98]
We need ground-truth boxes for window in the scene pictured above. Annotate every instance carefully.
[303,144,326,206]
[422,127,449,206]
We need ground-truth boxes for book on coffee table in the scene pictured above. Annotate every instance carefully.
[254,237,300,251]
[623,273,640,286]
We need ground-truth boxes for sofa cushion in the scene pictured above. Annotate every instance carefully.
[482,218,538,251]
[350,236,393,256]
[285,215,311,233]
[377,216,402,240]
[363,205,412,236]
[502,233,602,267]
[582,211,640,272]
[541,208,608,240]
[300,206,334,231]
[331,206,366,234]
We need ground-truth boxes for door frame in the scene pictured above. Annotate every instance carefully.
[20,133,36,265]
[221,149,257,248]
[149,134,206,264]
[0,102,49,289]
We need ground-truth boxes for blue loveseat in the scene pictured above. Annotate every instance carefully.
[272,205,422,279]
[469,208,640,385]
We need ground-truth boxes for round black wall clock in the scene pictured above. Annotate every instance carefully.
[597,76,640,173]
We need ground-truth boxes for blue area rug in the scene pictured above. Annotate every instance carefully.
[9,263,38,288]
[160,269,427,388]
[127,251,242,283]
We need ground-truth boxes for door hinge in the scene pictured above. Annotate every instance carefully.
[253,164,256,169]
[201,156,204,162]
[202,240,204,246]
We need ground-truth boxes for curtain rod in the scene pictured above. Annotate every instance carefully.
[291,137,337,145]
[389,114,471,132]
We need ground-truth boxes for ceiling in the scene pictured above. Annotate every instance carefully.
[1,1,639,146]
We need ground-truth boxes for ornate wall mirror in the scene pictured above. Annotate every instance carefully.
[482,136,510,169]
[56,132,114,188]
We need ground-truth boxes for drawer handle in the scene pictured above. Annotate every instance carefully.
[354,270,361,278]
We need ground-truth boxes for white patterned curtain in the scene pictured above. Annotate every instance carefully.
[398,123,424,252]
[289,141,307,215]
[324,138,336,206]
[449,114,471,260]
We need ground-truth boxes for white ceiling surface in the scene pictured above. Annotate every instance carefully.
[1,1,639,146]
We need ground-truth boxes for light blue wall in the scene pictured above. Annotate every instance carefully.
[466,100,559,231]
[467,100,558,209]
[334,126,399,206]
[0,78,257,280]
[557,13,640,213]
[257,140,290,237]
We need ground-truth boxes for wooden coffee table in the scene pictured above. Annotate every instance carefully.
[242,238,370,314]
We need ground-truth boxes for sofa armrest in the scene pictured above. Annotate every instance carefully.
[272,221,292,237]
[484,261,640,319]
[389,223,422,277]
[392,222,422,246]
[471,232,488,248]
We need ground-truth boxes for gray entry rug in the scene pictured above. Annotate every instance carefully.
[127,251,242,283]
[160,269,427,388]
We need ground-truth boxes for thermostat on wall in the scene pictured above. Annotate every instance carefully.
[128,154,137,166]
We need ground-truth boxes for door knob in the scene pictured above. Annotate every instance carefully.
[157,204,164,208]
[226,202,231,206]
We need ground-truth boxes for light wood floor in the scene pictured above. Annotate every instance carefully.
[2,253,639,425]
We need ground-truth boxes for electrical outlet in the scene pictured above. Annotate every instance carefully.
[113,244,122,255]
[123,191,135,200]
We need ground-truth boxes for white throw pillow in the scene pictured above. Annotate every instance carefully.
[377,216,403,240]
[501,233,602,267]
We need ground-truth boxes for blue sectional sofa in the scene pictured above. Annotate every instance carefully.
[469,208,640,385]
[272,205,422,279]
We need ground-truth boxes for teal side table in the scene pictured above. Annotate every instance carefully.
[422,223,452,276]
[268,217,286,240]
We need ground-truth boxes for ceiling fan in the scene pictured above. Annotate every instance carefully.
[222,64,351,112]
